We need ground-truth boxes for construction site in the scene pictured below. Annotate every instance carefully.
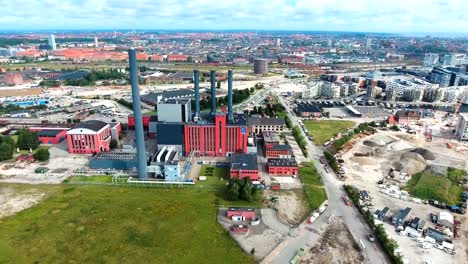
[339,128,468,264]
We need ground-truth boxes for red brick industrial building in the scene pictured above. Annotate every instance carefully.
[394,110,421,125]
[29,127,68,144]
[66,120,112,154]
[265,144,292,158]
[184,113,248,156]
[267,158,298,176]
[230,153,259,180]
[128,114,152,129]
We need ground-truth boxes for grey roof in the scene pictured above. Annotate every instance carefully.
[267,158,298,167]
[231,154,258,171]
[72,120,108,132]
[247,116,285,126]
[92,152,137,161]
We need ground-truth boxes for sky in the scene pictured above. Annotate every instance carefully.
[0,0,467,33]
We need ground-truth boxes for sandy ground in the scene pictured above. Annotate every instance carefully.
[0,144,89,184]
[0,185,46,219]
[217,208,289,261]
[300,218,364,264]
[341,130,468,264]
[264,189,309,226]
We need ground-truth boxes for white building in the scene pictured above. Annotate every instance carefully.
[365,38,372,50]
[385,78,439,101]
[303,81,322,99]
[443,85,468,103]
[443,54,466,66]
[321,82,341,99]
[455,113,468,142]
[48,34,57,50]
[423,53,439,66]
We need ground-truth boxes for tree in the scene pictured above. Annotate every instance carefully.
[110,139,118,149]
[34,148,50,161]
[66,118,72,123]
[16,129,39,150]
[226,179,240,201]
[216,80,221,89]
[0,140,14,161]
[89,110,95,115]
[239,177,254,201]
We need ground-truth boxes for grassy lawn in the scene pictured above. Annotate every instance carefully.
[299,162,327,210]
[65,175,114,184]
[0,184,255,264]
[144,110,157,115]
[303,120,356,145]
[404,169,465,204]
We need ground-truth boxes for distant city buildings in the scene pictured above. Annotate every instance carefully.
[365,38,372,50]
[253,58,269,75]
[442,54,466,66]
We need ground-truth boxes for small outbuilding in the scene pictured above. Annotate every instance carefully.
[437,211,454,228]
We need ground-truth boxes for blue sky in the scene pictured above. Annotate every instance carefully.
[0,0,467,33]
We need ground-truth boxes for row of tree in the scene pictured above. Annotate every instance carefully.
[292,125,308,157]
[0,130,49,162]
[199,85,263,111]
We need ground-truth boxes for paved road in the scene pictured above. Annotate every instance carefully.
[262,96,389,264]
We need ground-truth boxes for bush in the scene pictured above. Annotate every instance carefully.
[0,136,15,161]
[34,148,50,161]
[226,177,257,202]
[323,151,338,172]
[110,139,118,149]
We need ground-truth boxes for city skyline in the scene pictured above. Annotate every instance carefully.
[0,0,467,34]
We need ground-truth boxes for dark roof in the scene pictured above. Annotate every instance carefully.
[189,112,248,126]
[142,89,195,104]
[267,158,298,167]
[296,103,321,113]
[71,120,108,132]
[231,154,258,171]
[395,110,421,119]
[270,144,292,151]
[247,117,285,126]
[156,123,184,145]
[37,129,66,137]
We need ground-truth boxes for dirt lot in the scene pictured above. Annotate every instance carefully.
[264,189,310,226]
[341,130,468,264]
[0,185,47,219]
[217,208,289,261]
[300,219,364,264]
[0,144,90,184]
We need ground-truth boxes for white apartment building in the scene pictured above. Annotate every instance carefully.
[303,81,322,99]
[442,54,466,66]
[455,114,468,141]
[423,53,439,66]
[385,78,439,101]
[321,82,342,99]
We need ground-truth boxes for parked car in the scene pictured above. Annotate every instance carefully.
[342,195,352,207]
[368,234,375,242]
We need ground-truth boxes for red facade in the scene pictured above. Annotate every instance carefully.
[226,208,256,220]
[267,165,298,176]
[230,169,259,181]
[29,127,68,144]
[184,114,248,156]
[66,126,111,154]
[265,148,291,158]
[128,115,151,129]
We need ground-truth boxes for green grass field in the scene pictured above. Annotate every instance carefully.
[303,120,356,145]
[0,183,255,264]
[405,169,465,204]
[66,175,114,184]
[299,162,328,210]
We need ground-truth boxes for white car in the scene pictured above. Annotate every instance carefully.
[421,243,431,249]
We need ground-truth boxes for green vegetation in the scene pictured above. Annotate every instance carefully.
[199,84,263,110]
[16,129,39,151]
[66,175,114,184]
[292,125,308,157]
[303,120,356,145]
[62,69,126,86]
[323,151,338,172]
[0,103,47,115]
[0,184,254,264]
[344,185,403,264]
[0,135,15,161]
[404,169,465,204]
[334,122,375,150]
[33,148,50,161]
[109,139,118,149]
[299,162,327,210]
[115,98,133,109]
[226,177,258,202]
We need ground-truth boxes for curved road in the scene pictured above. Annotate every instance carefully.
[262,96,389,264]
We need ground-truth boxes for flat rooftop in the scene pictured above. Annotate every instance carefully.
[262,131,280,143]
[231,153,258,171]
[267,158,298,167]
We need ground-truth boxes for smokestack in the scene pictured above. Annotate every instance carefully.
[210,70,216,115]
[228,69,234,121]
[194,70,200,119]
[128,48,147,180]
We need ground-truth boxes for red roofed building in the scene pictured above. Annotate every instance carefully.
[149,54,164,62]
[16,50,44,58]
[1,72,24,85]
[167,54,188,62]
[136,53,149,61]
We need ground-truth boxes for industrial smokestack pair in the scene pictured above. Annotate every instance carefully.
[128,48,147,180]
[193,69,233,121]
